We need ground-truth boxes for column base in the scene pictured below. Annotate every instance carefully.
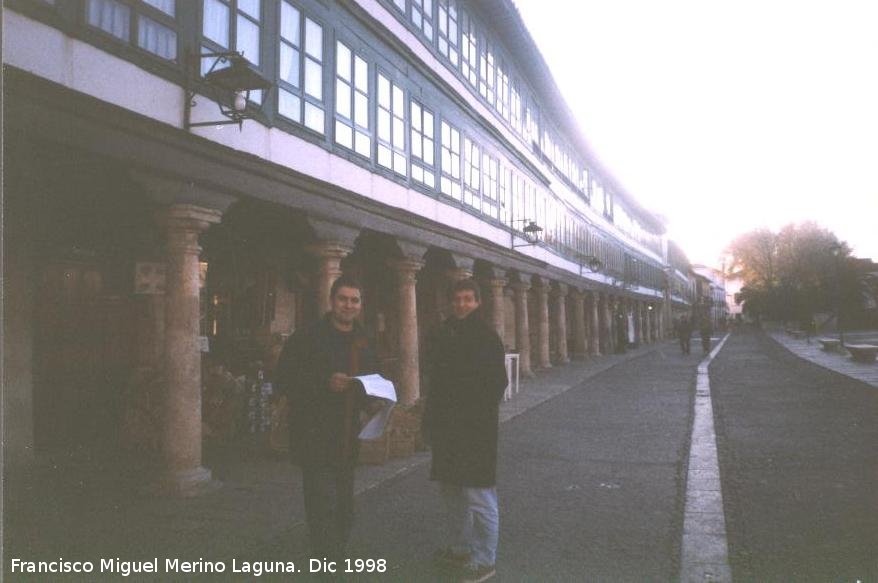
[147,466,220,497]
[555,358,570,365]
[572,352,588,360]
[521,369,536,379]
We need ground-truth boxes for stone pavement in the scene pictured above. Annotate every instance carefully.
[710,329,878,582]
[4,340,679,581]
[255,341,706,582]
[769,329,878,388]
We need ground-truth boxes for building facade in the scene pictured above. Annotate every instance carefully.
[3,0,692,493]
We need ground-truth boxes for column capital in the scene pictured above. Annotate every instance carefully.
[306,240,354,260]
[388,258,425,285]
[552,283,569,298]
[159,203,223,232]
[446,267,473,282]
[488,277,509,289]
[510,280,531,292]
[569,287,585,300]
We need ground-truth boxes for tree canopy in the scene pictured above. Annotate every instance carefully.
[726,222,857,325]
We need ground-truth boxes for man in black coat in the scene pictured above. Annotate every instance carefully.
[274,274,378,564]
[424,279,508,583]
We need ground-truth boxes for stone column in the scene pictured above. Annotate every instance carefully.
[632,301,642,345]
[534,279,552,369]
[658,309,666,340]
[552,284,569,364]
[645,306,654,342]
[488,276,508,342]
[601,293,614,355]
[159,204,221,495]
[571,289,588,360]
[388,258,424,405]
[307,240,353,316]
[589,291,601,357]
[511,280,533,377]
[637,302,647,345]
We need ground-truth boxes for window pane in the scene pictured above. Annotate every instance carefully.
[378,75,390,108]
[236,15,260,65]
[335,121,353,148]
[354,92,368,127]
[355,132,371,157]
[279,44,299,86]
[424,111,434,137]
[143,0,175,16]
[305,18,322,59]
[238,0,259,19]
[280,1,300,44]
[202,0,229,47]
[279,89,301,122]
[392,118,404,147]
[378,145,391,168]
[304,58,322,99]
[378,109,390,140]
[336,81,351,118]
[87,0,130,41]
[424,139,434,165]
[354,57,368,92]
[304,102,324,133]
[394,152,406,174]
[138,16,177,60]
[336,42,351,81]
[392,86,403,114]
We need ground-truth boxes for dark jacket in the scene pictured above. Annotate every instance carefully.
[274,314,377,468]
[424,308,508,487]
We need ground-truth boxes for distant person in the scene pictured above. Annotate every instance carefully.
[699,317,713,354]
[678,315,693,355]
[274,275,379,564]
[424,279,508,583]
[805,316,817,344]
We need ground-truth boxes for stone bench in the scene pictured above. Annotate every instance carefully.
[818,338,842,352]
[845,344,878,363]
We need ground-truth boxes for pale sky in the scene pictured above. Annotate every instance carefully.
[513,0,878,267]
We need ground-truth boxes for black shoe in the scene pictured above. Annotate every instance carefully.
[433,547,471,568]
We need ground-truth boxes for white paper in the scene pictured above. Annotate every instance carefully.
[354,374,397,402]
[358,401,395,440]
[354,374,397,440]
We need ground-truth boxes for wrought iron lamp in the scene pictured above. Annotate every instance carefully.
[184,50,271,131]
[511,219,543,248]
[578,254,603,275]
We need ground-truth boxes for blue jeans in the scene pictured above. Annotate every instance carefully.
[440,482,499,567]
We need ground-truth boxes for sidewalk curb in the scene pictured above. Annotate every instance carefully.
[680,333,733,583]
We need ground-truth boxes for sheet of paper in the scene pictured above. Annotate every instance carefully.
[353,374,397,440]
[354,374,397,402]
[358,401,395,440]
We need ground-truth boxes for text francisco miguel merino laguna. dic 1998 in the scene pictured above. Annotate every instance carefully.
[9,557,387,576]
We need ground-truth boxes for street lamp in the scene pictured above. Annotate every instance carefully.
[184,50,272,131]
[578,254,603,276]
[511,219,543,248]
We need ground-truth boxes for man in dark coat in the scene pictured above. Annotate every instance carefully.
[678,314,693,355]
[699,316,713,354]
[274,274,378,563]
[424,279,508,583]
